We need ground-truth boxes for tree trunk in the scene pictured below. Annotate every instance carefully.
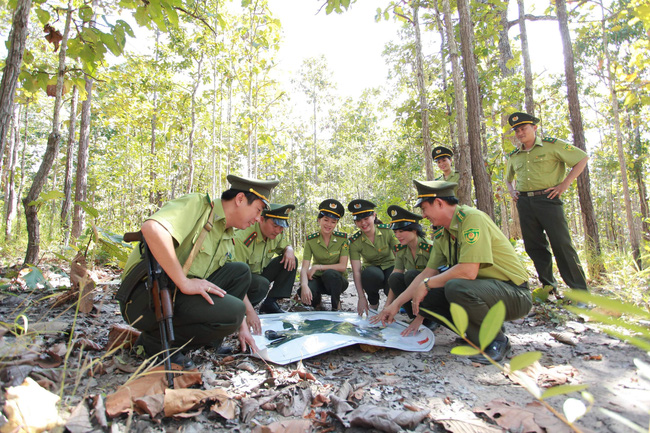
[457,0,494,217]
[0,0,32,169]
[413,2,434,180]
[556,0,603,277]
[71,76,93,241]
[61,85,78,245]
[432,4,457,155]
[631,115,649,239]
[517,0,535,115]
[600,9,641,266]
[4,105,20,241]
[442,0,471,205]
[150,30,160,206]
[187,53,203,194]
[23,1,72,265]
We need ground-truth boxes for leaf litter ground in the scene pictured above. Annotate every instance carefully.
[0,265,648,433]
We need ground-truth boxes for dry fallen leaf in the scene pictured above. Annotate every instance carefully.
[65,400,92,433]
[520,361,578,388]
[163,387,231,417]
[2,377,64,433]
[434,418,505,433]
[74,338,103,351]
[104,324,140,352]
[251,419,313,433]
[359,344,385,353]
[550,332,577,346]
[348,404,429,433]
[475,399,571,433]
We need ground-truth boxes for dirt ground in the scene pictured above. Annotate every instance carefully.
[1,266,648,432]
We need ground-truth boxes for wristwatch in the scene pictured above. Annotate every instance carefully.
[423,278,432,290]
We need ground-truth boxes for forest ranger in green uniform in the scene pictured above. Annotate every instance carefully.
[432,145,460,186]
[373,181,533,363]
[385,205,432,320]
[117,175,278,368]
[505,112,589,292]
[348,199,398,316]
[299,199,349,311]
[234,204,297,318]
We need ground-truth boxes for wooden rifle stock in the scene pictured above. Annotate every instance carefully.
[123,230,176,388]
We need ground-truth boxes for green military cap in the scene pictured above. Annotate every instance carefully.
[348,199,376,221]
[508,112,540,129]
[318,199,345,220]
[432,146,453,161]
[387,205,422,230]
[226,174,279,208]
[413,180,457,207]
[263,203,295,228]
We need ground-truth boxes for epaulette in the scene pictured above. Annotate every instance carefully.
[393,244,407,252]
[433,227,444,239]
[508,148,518,157]
[333,231,347,239]
[349,231,362,243]
[307,231,320,240]
[456,209,466,223]
[244,232,257,247]
[378,224,390,229]
[542,136,558,143]
[419,241,432,253]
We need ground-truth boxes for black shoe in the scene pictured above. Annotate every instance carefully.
[212,338,234,355]
[167,351,195,369]
[259,299,286,314]
[469,335,511,364]
[422,318,439,331]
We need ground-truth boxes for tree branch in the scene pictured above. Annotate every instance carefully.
[174,6,216,36]
[508,14,556,29]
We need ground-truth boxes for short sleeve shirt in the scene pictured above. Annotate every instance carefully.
[303,231,349,278]
[233,222,289,274]
[506,136,587,191]
[349,225,397,270]
[394,239,433,271]
[426,205,528,285]
[122,194,235,280]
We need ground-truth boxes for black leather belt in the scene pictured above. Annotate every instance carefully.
[518,189,548,197]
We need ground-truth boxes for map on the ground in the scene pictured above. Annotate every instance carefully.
[251,311,435,365]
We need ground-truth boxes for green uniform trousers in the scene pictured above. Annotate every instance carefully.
[304,269,349,309]
[362,266,394,305]
[517,193,588,290]
[119,261,250,354]
[388,269,421,318]
[246,255,298,306]
[420,278,532,345]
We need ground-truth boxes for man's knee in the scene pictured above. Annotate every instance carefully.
[444,279,477,304]
[388,272,404,288]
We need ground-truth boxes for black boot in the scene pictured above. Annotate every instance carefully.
[469,334,511,364]
[260,298,286,314]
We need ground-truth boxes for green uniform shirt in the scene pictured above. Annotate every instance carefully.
[506,136,587,191]
[303,231,349,278]
[349,225,397,270]
[435,171,459,194]
[394,239,433,271]
[233,222,289,274]
[122,193,234,280]
[426,205,528,285]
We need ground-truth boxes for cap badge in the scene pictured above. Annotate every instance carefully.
[512,116,519,122]
[435,149,441,154]
[284,208,292,215]
[329,203,336,209]
[354,203,361,209]
[390,210,397,217]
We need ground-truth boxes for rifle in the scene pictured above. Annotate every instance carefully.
[123,231,176,389]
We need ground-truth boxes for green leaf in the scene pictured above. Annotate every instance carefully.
[163,2,179,27]
[74,201,99,218]
[116,20,135,38]
[22,266,46,289]
[420,307,459,335]
[35,8,51,25]
[541,384,588,400]
[532,285,553,303]
[449,303,468,336]
[79,5,93,21]
[509,351,542,372]
[450,345,480,356]
[564,290,650,319]
[512,371,542,398]
[563,398,587,423]
[478,301,505,350]
[599,408,646,433]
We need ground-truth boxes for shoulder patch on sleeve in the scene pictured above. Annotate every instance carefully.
[433,227,444,239]
[244,232,257,247]
[349,231,362,243]
[393,244,407,252]
[419,241,432,253]
[307,231,320,240]
[542,136,558,143]
[377,224,390,229]
[333,231,347,239]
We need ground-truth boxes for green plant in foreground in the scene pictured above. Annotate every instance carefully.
[421,301,591,433]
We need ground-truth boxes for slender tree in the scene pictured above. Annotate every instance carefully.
[61,85,78,245]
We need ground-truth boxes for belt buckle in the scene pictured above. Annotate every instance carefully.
[526,192,535,197]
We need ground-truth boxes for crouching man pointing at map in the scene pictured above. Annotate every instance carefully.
[372,180,532,364]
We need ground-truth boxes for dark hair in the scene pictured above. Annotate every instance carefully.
[374,217,384,225]
[421,196,459,206]
[221,189,259,204]
[396,223,426,239]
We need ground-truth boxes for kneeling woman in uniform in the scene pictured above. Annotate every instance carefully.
[299,199,349,310]
[385,205,432,319]
[348,199,397,316]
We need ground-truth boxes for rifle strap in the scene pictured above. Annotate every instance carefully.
[181,201,216,276]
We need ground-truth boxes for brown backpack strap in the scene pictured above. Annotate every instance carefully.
[181,202,216,276]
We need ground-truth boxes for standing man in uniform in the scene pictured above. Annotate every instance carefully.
[117,175,279,368]
[373,181,532,363]
[234,203,297,315]
[505,112,589,292]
